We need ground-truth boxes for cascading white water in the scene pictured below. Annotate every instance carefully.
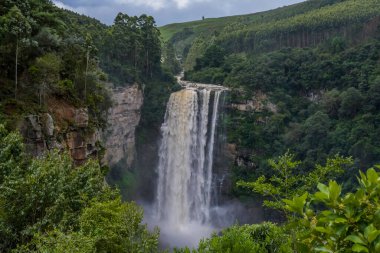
[141,82,256,248]
[155,87,223,240]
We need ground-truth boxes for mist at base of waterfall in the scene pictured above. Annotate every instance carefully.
[140,86,263,249]
[141,200,259,250]
[155,220,215,249]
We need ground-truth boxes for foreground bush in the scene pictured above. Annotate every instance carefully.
[285,167,380,252]
[176,222,291,253]
[177,156,380,253]
[0,125,159,252]
[19,198,159,253]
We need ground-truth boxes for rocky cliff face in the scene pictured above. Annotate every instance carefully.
[231,91,277,113]
[19,85,144,168]
[20,104,100,165]
[103,84,143,169]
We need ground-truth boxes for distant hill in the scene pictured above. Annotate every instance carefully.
[162,0,380,178]
[160,0,380,69]
[160,0,340,41]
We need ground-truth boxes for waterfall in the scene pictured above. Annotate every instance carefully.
[156,87,224,228]
[204,90,221,222]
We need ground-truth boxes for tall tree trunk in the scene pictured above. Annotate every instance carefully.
[85,50,89,100]
[150,63,153,78]
[15,38,19,99]
[134,44,137,72]
[146,49,149,77]
[39,82,44,106]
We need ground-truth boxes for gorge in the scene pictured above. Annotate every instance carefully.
[1,0,379,251]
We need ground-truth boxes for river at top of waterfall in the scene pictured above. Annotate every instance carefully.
[177,72,228,91]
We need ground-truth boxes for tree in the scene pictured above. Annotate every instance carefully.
[79,198,159,253]
[139,14,161,78]
[2,6,31,99]
[34,27,62,53]
[162,42,181,75]
[17,230,94,253]
[100,13,161,84]
[0,147,106,250]
[285,167,380,252]
[0,126,158,252]
[0,0,31,16]
[321,89,341,118]
[0,124,25,186]
[237,152,353,215]
[29,53,61,105]
[84,33,97,99]
[368,76,380,110]
[339,87,363,118]
[302,111,331,155]
[329,36,346,53]
[27,198,160,253]
[175,223,291,253]
[194,44,226,71]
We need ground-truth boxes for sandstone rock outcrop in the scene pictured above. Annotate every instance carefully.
[19,85,144,168]
[231,91,277,113]
[20,109,100,165]
[103,84,143,169]
[20,104,99,165]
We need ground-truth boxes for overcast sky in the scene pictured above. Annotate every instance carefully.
[53,0,306,26]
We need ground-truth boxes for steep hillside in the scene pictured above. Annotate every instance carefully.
[160,0,342,41]
[161,0,380,69]
[164,0,380,194]
[0,0,177,167]
[0,2,173,252]
[0,1,112,165]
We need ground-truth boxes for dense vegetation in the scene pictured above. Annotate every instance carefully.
[190,39,380,190]
[0,0,177,130]
[175,223,292,253]
[181,1,380,192]
[0,0,112,128]
[160,0,352,52]
[169,2,380,251]
[217,0,379,54]
[175,156,380,253]
[0,125,159,252]
[162,0,380,70]
[1,123,379,252]
[100,13,162,84]
[0,0,179,199]
[1,0,380,252]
